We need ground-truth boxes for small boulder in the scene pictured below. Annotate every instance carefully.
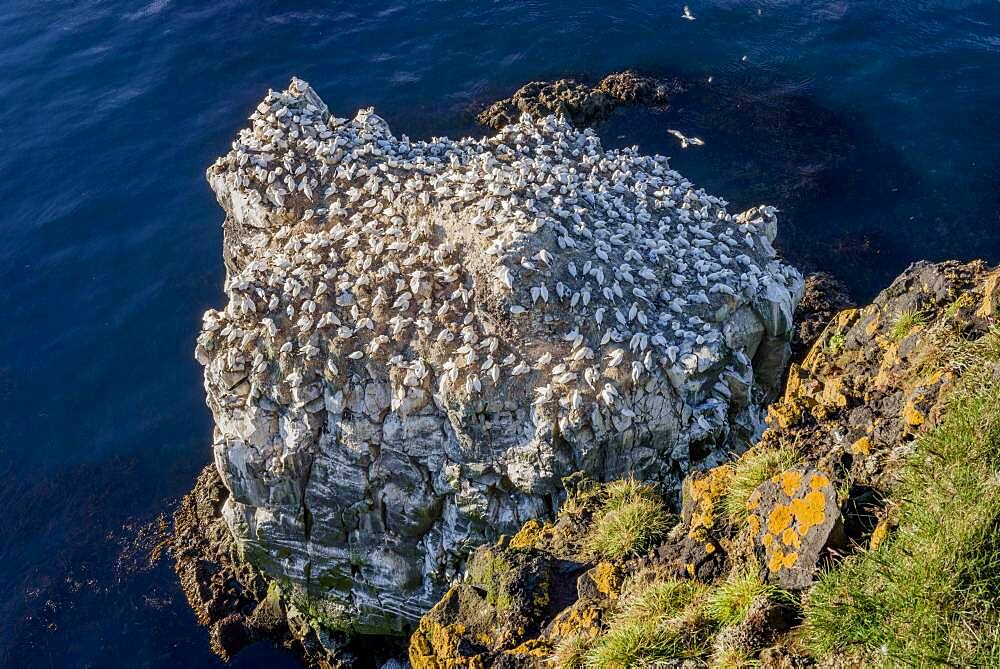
[747,467,844,590]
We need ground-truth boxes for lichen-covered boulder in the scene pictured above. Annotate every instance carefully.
[747,467,843,590]
[196,77,803,632]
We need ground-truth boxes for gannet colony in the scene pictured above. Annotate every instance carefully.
[196,78,803,632]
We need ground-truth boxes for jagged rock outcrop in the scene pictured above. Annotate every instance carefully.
[409,259,1000,667]
[195,77,803,635]
[477,70,683,130]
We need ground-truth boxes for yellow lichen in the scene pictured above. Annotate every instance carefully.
[591,561,621,597]
[903,401,925,427]
[790,490,827,536]
[686,465,734,540]
[547,602,600,640]
[506,638,549,659]
[509,519,544,549]
[768,549,800,573]
[781,470,803,497]
[821,377,849,409]
[781,528,801,548]
[705,542,716,554]
[870,521,889,551]
[809,474,831,490]
[851,436,872,455]
[747,513,761,538]
[409,609,482,669]
[767,504,793,535]
[874,341,900,387]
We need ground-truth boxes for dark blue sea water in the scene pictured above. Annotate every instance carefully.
[1,1,998,666]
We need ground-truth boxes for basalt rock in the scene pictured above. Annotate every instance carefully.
[746,467,844,590]
[196,77,802,636]
[477,70,683,130]
[791,272,853,359]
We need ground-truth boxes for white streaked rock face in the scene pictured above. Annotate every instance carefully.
[196,77,803,632]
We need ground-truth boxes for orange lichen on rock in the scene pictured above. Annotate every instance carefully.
[851,435,872,455]
[509,519,544,549]
[749,466,841,589]
[781,528,801,549]
[790,490,826,536]
[546,602,600,640]
[410,607,482,669]
[820,377,849,409]
[506,638,549,659]
[809,474,830,490]
[903,400,925,427]
[767,549,798,573]
[590,561,621,598]
[767,504,793,535]
[779,470,803,496]
[684,465,734,540]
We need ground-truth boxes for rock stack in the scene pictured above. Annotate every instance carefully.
[196,78,802,633]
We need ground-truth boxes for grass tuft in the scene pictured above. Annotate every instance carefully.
[801,327,1000,666]
[618,577,704,623]
[588,478,670,561]
[549,629,592,669]
[704,566,791,627]
[889,306,929,341]
[583,577,712,669]
[721,448,798,525]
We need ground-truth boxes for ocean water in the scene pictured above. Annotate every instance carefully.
[1,1,998,666]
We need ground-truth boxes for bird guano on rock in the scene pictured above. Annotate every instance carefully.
[196,77,804,633]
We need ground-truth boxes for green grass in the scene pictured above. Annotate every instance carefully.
[801,328,1000,666]
[827,332,846,353]
[704,566,791,627]
[584,619,696,668]
[889,306,929,341]
[588,478,670,561]
[583,576,711,668]
[721,448,798,525]
[550,630,592,669]
[618,578,704,623]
